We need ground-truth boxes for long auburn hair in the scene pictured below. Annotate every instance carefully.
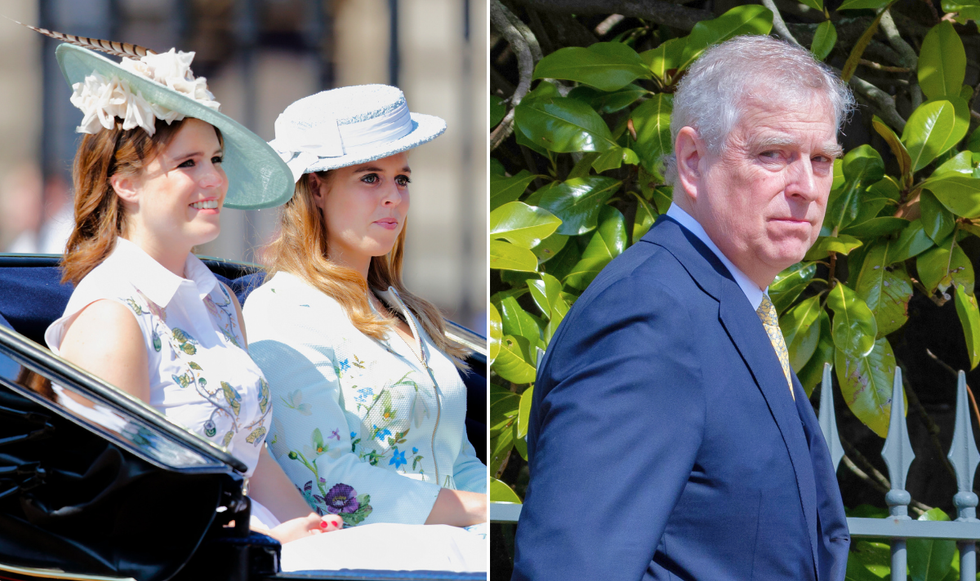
[262,170,470,367]
[60,117,199,285]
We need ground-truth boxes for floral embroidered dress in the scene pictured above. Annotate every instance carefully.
[243,271,487,526]
[45,238,273,477]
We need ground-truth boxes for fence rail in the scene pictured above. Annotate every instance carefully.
[490,365,980,581]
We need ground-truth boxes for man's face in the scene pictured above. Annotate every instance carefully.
[690,96,839,289]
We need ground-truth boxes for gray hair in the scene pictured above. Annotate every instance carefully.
[662,35,855,186]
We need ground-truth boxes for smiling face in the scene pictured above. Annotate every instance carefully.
[313,152,411,277]
[113,118,227,271]
[676,95,840,289]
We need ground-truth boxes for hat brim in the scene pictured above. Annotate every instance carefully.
[271,113,447,178]
[56,43,294,210]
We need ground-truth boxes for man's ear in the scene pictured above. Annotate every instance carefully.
[674,126,703,203]
[109,174,140,205]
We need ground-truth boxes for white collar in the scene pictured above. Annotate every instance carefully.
[666,204,765,310]
[110,237,217,307]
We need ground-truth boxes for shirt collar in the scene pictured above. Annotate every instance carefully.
[666,204,765,310]
[109,237,217,307]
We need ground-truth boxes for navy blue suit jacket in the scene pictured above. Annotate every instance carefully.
[512,216,849,580]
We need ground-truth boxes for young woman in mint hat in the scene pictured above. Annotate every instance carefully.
[41,41,342,544]
[242,86,487,571]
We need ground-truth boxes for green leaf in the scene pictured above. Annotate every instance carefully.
[532,233,568,265]
[932,150,974,178]
[919,190,956,243]
[770,262,817,312]
[917,241,974,296]
[902,99,967,172]
[517,385,534,439]
[846,541,893,580]
[489,303,502,364]
[841,217,909,238]
[921,175,980,218]
[827,283,878,357]
[642,37,687,84]
[825,145,885,231]
[855,243,913,337]
[630,94,673,174]
[565,206,628,289]
[872,115,912,185]
[490,202,561,248]
[591,147,637,173]
[780,296,823,372]
[490,171,537,210]
[490,477,522,503]
[942,0,980,23]
[676,5,773,75]
[568,84,648,114]
[500,296,541,351]
[799,0,823,10]
[908,508,955,581]
[537,176,621,235]
[515,96,619,153]
[838,0,893,8]
[954,286,980,370]
[490,239,538,272]
[491,95,507,129]
[494,335,537,384]
[797,311,834,396]
[489,384,519,436]
[527,273,564,318]
[890,220,935,262]
[804,235,863,261]
[836,338,897,438]
[631,191,659,241]
[542,234,583,282]
[533,42,651,92]
[918,21,967,101]
[810,21,837,61]
[840,3,894,82]
[968,126,980,153]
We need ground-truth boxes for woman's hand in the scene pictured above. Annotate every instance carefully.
[258,513,343,544]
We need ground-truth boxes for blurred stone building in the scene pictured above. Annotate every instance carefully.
[0,0,487,331]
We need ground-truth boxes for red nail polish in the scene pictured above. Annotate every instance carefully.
[320,520,329,529]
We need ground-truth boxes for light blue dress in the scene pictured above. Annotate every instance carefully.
[243,271,486,527]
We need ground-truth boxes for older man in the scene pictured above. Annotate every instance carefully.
[512,36,854,581]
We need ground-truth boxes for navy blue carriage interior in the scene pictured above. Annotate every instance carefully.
[0,254,487,581]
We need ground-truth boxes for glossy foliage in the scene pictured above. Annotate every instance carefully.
[489,8,980,559]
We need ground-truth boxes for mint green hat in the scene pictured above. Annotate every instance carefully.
[55,42,293,210]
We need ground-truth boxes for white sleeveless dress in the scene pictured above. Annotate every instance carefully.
[44,238,278,528]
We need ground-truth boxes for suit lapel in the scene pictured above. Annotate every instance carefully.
[646,217,820,570]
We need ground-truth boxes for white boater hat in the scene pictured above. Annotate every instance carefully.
[268,84,447,182]
[56,42,294,210]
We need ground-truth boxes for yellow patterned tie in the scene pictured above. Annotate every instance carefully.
[757,295,795,400]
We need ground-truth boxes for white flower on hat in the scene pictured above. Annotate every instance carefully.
[69,48,220,136]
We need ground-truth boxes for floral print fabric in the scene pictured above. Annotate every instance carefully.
[244,271,487,526]
[45,238,272,476]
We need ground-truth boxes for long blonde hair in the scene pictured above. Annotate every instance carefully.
[262,171,470,366]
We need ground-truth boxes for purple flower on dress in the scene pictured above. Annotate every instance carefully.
[324,483,360,514]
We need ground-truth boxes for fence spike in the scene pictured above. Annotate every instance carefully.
[881,367,914,518]
[817,363,844,471]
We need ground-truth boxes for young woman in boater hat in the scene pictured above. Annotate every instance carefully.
[41,40,343,544]
[242,86,487,571]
